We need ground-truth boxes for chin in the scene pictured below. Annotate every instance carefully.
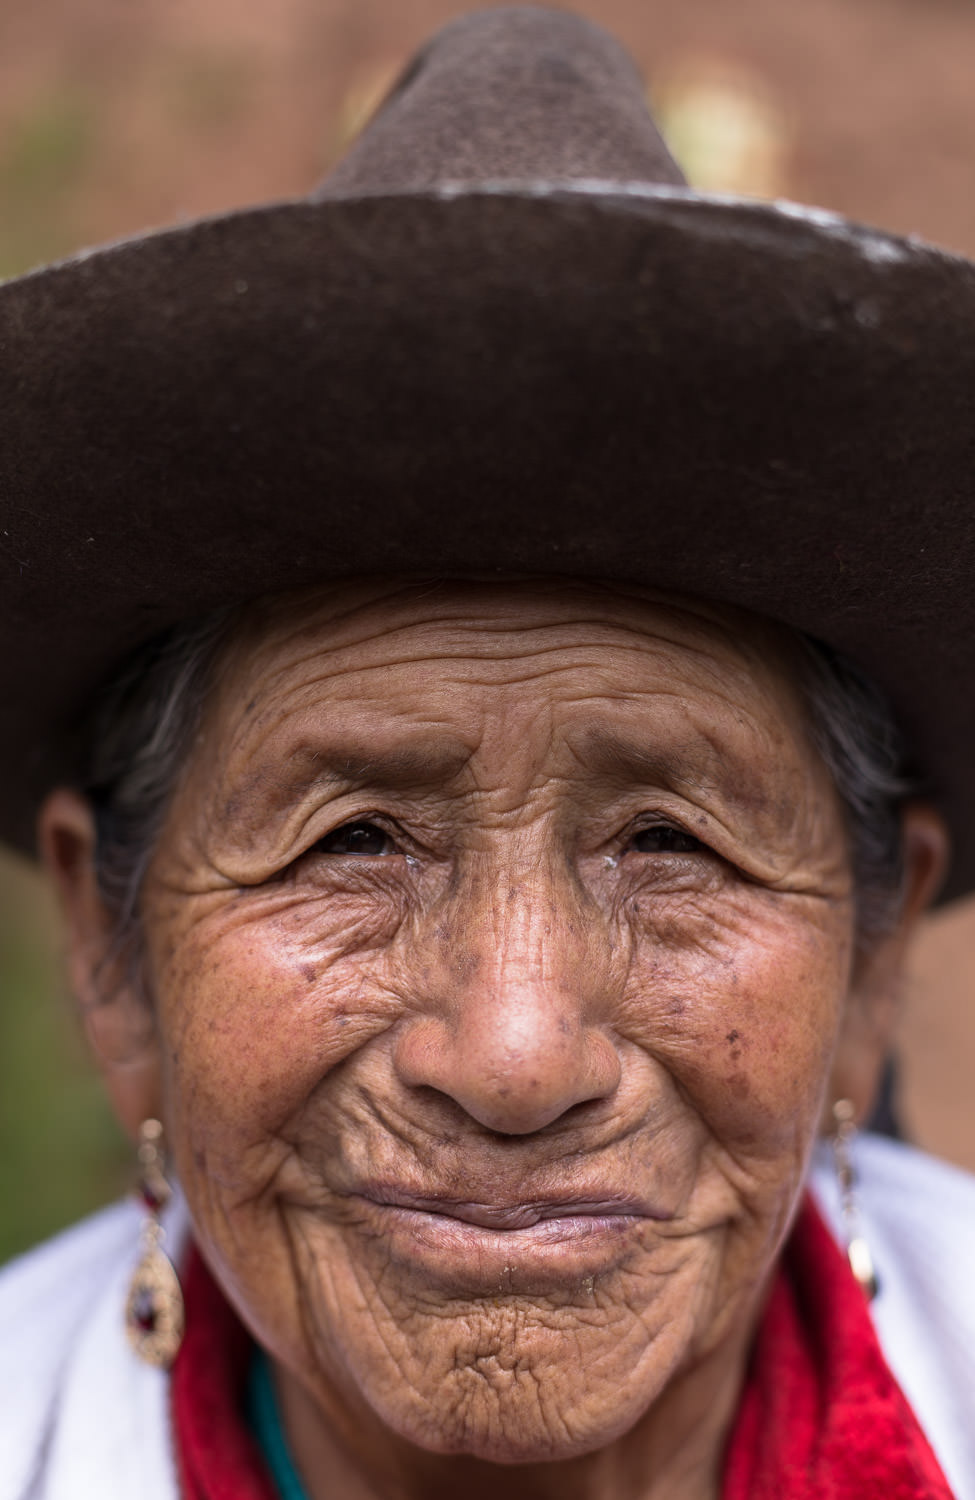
[346,1331,673,1468]
[394,1393,645,1467]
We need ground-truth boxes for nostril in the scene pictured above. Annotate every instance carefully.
[393,1013,622,1137]
[392,1080,610,1143]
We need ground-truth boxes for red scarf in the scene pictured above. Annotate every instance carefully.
[172,1196,955,1500]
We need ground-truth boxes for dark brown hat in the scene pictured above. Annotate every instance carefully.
[3,6,975,895]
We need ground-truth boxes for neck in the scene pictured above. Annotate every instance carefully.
[274,1339,748,1500]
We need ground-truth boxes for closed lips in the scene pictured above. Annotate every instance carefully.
[353,1188,671,1228]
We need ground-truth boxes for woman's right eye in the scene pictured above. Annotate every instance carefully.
[314,821,397,856]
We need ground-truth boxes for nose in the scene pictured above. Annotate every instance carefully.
[393,860,622,1134]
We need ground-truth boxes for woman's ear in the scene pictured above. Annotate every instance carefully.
[37,787,163,1138]
[828,802,949,1124]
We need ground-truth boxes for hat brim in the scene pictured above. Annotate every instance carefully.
[4,184,975,895]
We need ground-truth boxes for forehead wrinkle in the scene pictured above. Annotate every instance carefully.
[233,575,784,654]
[230,590,778,673]
[215,581,801,730]
[210,634,804,811]
[203,577,815,795]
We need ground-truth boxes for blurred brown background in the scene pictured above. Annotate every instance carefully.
[2,0,974,1262]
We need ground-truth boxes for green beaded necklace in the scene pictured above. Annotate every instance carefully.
[247,1349,313,1500]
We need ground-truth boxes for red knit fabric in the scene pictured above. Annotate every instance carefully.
[723,1198,955,1499]
[172,1250,278,1500]
[172,1196,956,1500]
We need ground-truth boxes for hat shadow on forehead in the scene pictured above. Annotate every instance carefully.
[318,5,686,197]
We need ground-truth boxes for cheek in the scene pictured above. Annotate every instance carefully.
[146,890,403,1187]
[620,889,853,1148]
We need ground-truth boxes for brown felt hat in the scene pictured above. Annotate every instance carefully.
[3,6,975,896]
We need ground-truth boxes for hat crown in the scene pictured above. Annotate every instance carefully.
[316,6,686,198]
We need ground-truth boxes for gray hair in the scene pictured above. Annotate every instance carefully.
[81,605,918,968]
[84,608,236,950]
[795,636,915,941]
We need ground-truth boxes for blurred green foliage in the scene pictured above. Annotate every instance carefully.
[0,89,93,281]
[0,852,128,1266]
[2,93,91,193]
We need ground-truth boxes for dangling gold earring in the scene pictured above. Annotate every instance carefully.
[832,1098,879,1300]
[125,1118,185,1368]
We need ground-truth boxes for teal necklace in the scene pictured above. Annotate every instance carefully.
[247,1349,313,1500]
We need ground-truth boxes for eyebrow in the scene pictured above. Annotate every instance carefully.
[577,726,719,793]
[279,736,476,794]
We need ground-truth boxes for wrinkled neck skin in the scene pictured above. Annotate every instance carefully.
[135,578,861,1500]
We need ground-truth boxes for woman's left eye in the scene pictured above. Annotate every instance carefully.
[314,821,397,856]
[627,824,705,855]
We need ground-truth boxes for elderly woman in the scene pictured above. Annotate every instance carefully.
[1,8,974,1500]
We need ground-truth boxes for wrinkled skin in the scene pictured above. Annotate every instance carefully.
[42,580,945,1500]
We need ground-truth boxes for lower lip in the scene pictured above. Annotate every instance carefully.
[355,1201,648,1291]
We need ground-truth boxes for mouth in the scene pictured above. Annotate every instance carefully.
[344,1185,669,1290]
[357,1185,669,1230]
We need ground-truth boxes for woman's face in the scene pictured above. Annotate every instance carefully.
[79,582,871,1463]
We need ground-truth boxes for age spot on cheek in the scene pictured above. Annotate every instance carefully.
[452,949,481,982]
